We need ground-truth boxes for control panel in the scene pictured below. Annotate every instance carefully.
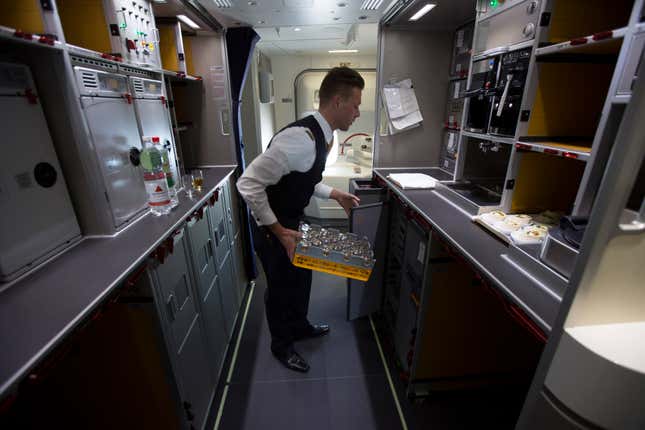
[106,0,161,67]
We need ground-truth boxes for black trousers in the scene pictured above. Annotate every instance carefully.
[251,222,313,354]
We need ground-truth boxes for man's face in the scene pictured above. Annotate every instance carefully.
[336,87,362,131]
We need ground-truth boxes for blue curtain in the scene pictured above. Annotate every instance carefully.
[226,27,260,279]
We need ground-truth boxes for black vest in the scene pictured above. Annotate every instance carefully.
[266,115,329,230]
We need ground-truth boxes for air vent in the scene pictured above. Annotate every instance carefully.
[81,71,99,89]
[214,0,232,8]
[132,78,145,95]
[361,0,383,10]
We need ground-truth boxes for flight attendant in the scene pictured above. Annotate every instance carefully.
[237,67,363,372]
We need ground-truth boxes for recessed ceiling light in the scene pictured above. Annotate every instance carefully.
[329,49,358,53]
[177,14,200,29]
[333,17,341,20]
[409,3,436,21]
[248,1,257,5]
[294,27,302,31]
[358,15,368,20]
[337,2,347,7]
[258,20,266,24]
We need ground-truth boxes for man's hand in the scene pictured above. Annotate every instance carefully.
[268,223,302,260]
[330,188,360,216]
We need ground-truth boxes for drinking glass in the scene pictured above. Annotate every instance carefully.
[182,174,195,199]
[191,169,204,192]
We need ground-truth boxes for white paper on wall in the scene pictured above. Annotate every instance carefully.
[382,78,423,132]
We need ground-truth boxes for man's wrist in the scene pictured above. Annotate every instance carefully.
[329,188,340,201]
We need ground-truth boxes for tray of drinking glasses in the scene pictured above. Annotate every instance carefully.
[292,223,375,282]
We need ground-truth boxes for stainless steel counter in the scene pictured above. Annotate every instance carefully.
[374,168,567,336]
[0,166,236,398]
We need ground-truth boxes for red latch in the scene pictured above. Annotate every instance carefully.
[38,35,55,46]
[123,93,132,104]
[25,88,38,104]
[160,95,166,106]
[125,263,148,288]
[13,30,24,38]
[563,152,578,159]
[154,244,167,264]
[176,71,186,79]
[543,148,559,155]
[570,37,588,46]
[101,53,114,60]
[515,143,532,151]
[195,206,204,220]
[195,76,203,81]
[592,30,613,41]
[164,236,174,256]
[126,38,136,51]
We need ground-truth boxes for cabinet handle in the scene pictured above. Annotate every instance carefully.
[207,238,214,258]
[166,294,176,321]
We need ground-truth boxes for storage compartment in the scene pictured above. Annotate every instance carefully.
[511,150,586,214]
[523,61,617,151]
[58,0,161,66]
[444,79,466,129]
[158,23,196,75]
[448,137,513,209]
[474,0,542,54]
[464,55,500,133]
[489,47,532,137]
[410,237,544,391]
[0,280,181,429]
[450,21,474,78]
[349,178,386,206]
[545,0,634,44]
[0,2,45,34]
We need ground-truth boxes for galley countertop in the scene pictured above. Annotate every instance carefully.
[0,166,236,398]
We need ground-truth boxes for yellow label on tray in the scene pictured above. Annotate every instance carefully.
[292,253,372,282]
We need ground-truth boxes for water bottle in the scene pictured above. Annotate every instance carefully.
[141,136,171,216]
[156,137,179,207]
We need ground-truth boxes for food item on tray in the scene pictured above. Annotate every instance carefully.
[506,214,532,226]
[511,224,549,244]
[480,210,506,224]
[494,219,522,234]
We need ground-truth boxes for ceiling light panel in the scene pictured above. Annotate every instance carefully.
[214,0,232,8]
[284,0,314,9]
[409,3,436,21]
[329,49,358,53]
[360,0,384,11]
[177,14,201,29]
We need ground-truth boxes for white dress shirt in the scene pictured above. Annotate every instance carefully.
[237,111,334,226]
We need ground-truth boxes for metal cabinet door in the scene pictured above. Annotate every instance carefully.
[150,228,213,429]
[347,202,389,320]
[197,270,228,380]
[133,98,180,185]
[0,94,80,278]
[394,221,428,371]
[208,190,231,271]
[175,314,213,430]
[218,254,239,338]
[186,208,217,301]
[81,96,147,228]
[221,182,245,304]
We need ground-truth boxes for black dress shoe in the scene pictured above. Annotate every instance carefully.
[296,323,330,340]
[274,350,310,373]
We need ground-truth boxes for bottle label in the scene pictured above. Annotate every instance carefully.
[144,172,171,206]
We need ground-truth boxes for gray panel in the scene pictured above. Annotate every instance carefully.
[375,29,453,168]
[208,188,231,271]
[394,221,428,371]
[0,88,80,279]
[218,254,238,338]
[347,202,389,320]
[80,96,147,228]
[198,271,228,380]
[133,98,180,189]
[186,209,217,302]
[175,314,213,430]
[152,229,198,352]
